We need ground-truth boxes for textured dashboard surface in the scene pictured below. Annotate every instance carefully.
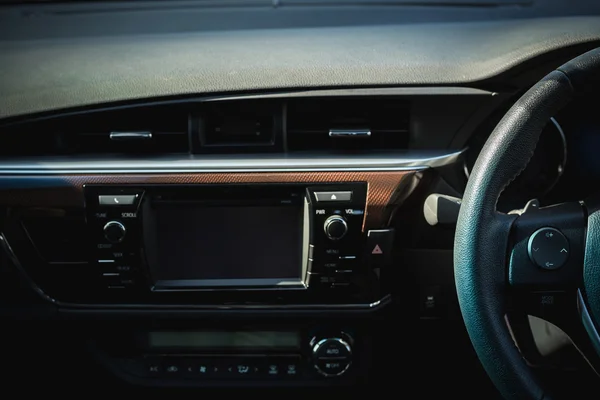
[1,15,600,120]
[0,170,412,229]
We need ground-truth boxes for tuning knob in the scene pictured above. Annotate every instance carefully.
[311,336,353,377]
[103,221,126,243]
[323,215,348,240]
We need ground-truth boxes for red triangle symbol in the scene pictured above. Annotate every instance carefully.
[371,244,383,254]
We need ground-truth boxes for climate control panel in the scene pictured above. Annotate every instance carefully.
[98,328,361,387]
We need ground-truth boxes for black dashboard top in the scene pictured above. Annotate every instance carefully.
[1,10,600,120]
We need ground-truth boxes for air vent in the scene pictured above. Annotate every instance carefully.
[0,105,190,157]
[286,98,409,152]
[197,100,282,153]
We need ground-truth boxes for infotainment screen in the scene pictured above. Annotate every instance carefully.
[144,201,308,290]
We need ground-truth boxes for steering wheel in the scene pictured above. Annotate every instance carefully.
[455,47,600,399]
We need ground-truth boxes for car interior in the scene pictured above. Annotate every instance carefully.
[2,0,600,397]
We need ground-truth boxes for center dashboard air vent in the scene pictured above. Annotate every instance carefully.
[0,105,190,157]
[195,100,282,153]
[286,98,409,152]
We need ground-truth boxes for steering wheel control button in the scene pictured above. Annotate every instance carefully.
[526,291,569,321]
[313,191,352,202]
[366,228,395,268]
[98,194,138,206]
[420,285,443,318]
[527,227,569,270]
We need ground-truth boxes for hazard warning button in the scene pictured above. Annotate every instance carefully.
[366,229,395,267]
[371,244,383,255]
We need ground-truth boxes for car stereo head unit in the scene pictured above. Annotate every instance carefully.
[77,182,391,306]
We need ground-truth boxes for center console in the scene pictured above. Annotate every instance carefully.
[0,168,411,387]
[4,174,403,308]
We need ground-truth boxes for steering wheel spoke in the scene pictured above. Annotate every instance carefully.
[506,201,590,358]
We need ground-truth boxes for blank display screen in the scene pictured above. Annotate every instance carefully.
[148,331,301,349]
[152,205,305,287]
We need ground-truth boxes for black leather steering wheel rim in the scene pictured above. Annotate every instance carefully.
[454,47,600,400]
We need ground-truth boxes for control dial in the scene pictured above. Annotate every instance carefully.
[323,215,348,240]
[527,227,569,270]
[103,221,126,243]
[311,336,353,377]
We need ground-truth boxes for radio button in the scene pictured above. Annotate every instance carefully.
[120,277,136,287]
[323,261,339,269]
[102,272,121,285]
[308,244,315,259]
[115,264,134,273]
[314,191,352,202]
[98,195,138,206]
[325,248,340,255]
[338,255,359,271]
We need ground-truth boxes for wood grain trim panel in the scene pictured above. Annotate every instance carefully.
[0,170,415,230]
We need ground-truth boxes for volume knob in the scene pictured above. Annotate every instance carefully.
[103,221,126,243]
[323,215,348,240]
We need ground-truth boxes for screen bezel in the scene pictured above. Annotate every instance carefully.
[141,186,311,291]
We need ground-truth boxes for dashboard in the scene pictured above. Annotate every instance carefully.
[1,1,600,396]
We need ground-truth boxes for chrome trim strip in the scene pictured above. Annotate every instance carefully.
[578,289,600,356]
[329,129,371,138]
[0,150,464,175]
[109,131,152,141]
[64,295,390,311]
[0,232,391,312]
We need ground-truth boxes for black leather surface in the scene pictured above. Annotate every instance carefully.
[557,49,600,91]
[454,60,586,397]
[583,210,600,333]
